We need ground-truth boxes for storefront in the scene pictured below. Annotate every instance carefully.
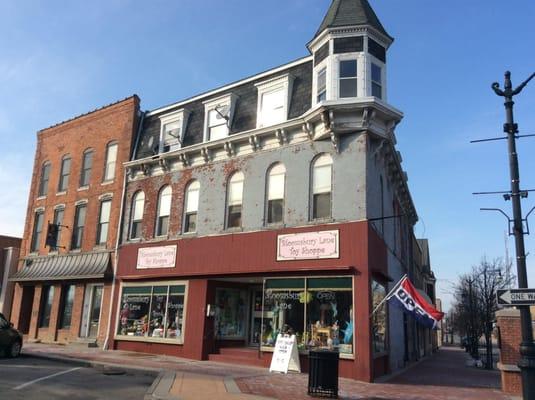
[111,222,390,382]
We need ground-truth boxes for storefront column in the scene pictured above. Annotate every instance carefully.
[183,279,209,360]
[10,284,23,328]
[28,285,43,340]
[354,271,373,382]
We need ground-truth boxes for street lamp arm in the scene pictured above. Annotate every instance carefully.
[512,72,535,96]
[491,82,504,96]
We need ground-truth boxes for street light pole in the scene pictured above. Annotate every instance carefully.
[492,71,535,399]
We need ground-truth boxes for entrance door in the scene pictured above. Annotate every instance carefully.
[249,287,264,346]
[18,286,35,334]
[80,284,103,338]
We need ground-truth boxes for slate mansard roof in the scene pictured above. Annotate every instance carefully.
[314,0,392,41]
[135,58,313,160]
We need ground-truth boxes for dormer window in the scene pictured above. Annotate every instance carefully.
[371,63,382,99]
[255,74,294,129]
[203,94,238,142]
[339,60,358,98]
[317,68,327,103]
[159,110,189,153]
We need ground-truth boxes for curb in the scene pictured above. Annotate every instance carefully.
[145,370,177,400]
[23,350,161,377]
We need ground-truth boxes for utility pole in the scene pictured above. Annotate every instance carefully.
[492,71,535,399]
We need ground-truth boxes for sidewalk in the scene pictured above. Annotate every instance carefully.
[23,343,512,400]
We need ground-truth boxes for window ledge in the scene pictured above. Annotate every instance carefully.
[309,217,335,224]
[224,227,243,233]
[101,180,114,186]
[115,335,184,345]
[56,191,67,196]
[93,245,107,250]
[69,249,82,254]
[36,196,46,201]
[265,222,285,229]
[181,231,197,237]
[128,237,142,243]
[78,186,89,191]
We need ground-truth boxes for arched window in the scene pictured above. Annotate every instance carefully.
[155,186,172,237]
[266,163,286,224]
[80,149,94,187]
[130,191,145,239]
[38,161,51,197]
[226,172,244,228]
[58,155,71,192]
[183,180,200,233]
[103,142,118,182]
[311,154,332,220]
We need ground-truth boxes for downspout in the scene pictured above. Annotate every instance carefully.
[103,110,145,350]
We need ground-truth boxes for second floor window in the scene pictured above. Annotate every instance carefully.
[183,180,200,233]
[53,207,65,248]
[96,199,112,245]
[266,164,285,224]
[155,186,172,237]
[103,142,118,182]
[80,149,93,187]
[226,172,244,229]
[71,203,87,250]
[30,211,44,252]
[339,60,357,98]
[130,191,145,240]
[38,162,51,197]
[312,154,333,220]
[58,155,71,192]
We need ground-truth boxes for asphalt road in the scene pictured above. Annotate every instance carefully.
[0,355,155,399]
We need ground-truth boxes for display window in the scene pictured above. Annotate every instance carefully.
[116,282,186,344]
[371,280,388,354]
[261,276,354,356]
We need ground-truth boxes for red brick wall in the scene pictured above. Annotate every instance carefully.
[19,96,139,258]
[496,309,522,395]
[13,96,139,345]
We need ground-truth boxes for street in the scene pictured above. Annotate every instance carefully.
[0,355,154,400]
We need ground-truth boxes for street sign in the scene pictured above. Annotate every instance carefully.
[497,289,535,306]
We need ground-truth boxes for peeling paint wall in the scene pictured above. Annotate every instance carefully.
[121,133,367,243]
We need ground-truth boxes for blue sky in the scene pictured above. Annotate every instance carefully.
[1,0,534,310]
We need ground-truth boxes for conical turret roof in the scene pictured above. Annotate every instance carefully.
[314,0,392,41]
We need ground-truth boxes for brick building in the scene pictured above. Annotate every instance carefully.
[104,0,437,382]
[0,235,22,319]
[9,96,139,346]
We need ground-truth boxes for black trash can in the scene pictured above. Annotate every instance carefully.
[308,349,339,398]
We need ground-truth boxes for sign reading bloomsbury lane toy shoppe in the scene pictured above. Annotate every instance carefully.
[137,245,177,269]
[277,230,339,261]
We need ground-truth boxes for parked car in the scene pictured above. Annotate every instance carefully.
[0,313,22,358]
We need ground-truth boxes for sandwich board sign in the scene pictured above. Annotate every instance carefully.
[269,334,301,373]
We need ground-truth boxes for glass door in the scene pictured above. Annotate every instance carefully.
[80,284,103,338]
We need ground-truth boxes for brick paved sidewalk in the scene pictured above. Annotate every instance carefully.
[22,343,511,400]
[236,346,510,400]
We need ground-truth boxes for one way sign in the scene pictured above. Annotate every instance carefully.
[497,289,535,306]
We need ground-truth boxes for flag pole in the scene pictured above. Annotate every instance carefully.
[369,274,407,318]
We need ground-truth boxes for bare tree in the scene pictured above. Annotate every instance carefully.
[451,257,514,368]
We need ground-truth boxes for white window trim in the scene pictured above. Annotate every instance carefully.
[114,280,189,345]
[159,109,190,153]
[202,94,238,142]
[331,53,365,100]
[255,73,294,129]
[368,56,386,100]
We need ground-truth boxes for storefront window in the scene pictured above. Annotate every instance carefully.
[148,287,167,338]
[372,280,387,354]
[306,278,353,354]
[165,286,185,340]
[262,277,353,355]
[215,288,247,339]
[117,283,186,343]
